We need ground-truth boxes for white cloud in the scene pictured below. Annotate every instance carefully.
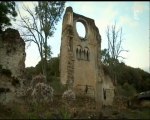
[118,15,138,28]
[132,2,149,20]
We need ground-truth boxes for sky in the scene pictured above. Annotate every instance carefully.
[12,1,150,73]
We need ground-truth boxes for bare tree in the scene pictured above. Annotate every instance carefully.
[17,2,65,80]
[106,22,128,85]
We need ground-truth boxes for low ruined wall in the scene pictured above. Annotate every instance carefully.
[0,28,26,78]
[102,75,115,106]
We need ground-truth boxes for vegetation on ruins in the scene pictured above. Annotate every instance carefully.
[0,2,149,119]
[18,1,66,81]
[101,22,150,95]
[102,22,128,86]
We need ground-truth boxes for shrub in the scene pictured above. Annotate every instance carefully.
[31,83,54,103]
[30,74,46,88]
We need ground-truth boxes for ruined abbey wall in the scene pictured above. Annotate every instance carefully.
[60,7,115,107]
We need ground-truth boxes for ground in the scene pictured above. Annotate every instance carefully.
[0,94,149,119]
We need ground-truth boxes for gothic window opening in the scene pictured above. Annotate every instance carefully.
[76,48,79,59]
[76,45,82,60]
[76,46,90,61]
[79,49,82,59]
[84,47,89,61]
[84,50,86,60]
[103,88,106,100]
[87,51,89,60]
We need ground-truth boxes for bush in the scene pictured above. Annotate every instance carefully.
[117,83,137,97]
[49,77,67,95]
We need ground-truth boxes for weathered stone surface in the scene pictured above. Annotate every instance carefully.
[60,6,115,107]
[0,28,25,104]
[0,28,26,78]
[0,75,19,104]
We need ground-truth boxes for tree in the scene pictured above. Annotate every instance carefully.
[18,1,65,80]
[105,22,128,85]
[43,45,53,61]
[101,49,110,66]
[0,1,17,33]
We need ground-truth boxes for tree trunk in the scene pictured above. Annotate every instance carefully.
[44,36,48,81]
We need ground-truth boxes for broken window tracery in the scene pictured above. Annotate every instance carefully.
[76,46,89,61]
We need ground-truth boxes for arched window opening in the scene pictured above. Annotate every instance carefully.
[76,48,78,59]
[76,22,86,38]
[79,49,82,59]
[84,47,89,61]
[76,45,82,60]
[87,51,89,60]
[103,88,106,100]
[84,50,86,60]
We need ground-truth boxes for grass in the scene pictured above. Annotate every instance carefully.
[0,94,150,119]
[0,77,149,119]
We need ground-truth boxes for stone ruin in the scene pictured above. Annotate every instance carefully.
[0,28,54,104]
[0,28,26,104]
[0,28,26,78]
[60,7,115,108]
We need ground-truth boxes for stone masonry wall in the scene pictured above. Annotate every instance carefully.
[0,28,26,78]
[60,7,115,107]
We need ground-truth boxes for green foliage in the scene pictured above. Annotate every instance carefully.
[35,1,66,37]
[120,108,150,119]
[24,67,36,80]
[59,106,71,119]
[50,76,67,94]
[122,83,137,97]
[42,45,53,60]
[101,49,110,66]
[116,83,137,97]
[0,1,17,33]
[103,61,150,93]
[35,57,60,78]
[19,1,65,78]
[35,1,65,78]
[24,56,66,95]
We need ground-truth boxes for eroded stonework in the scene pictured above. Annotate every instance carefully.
[60,7,115,107]
[0,28,26,78]
[0,28,26,104]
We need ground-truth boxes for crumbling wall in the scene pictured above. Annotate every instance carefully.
[0,28,26,104]
[102,75,115,106]
[60,6,114,107]
[0,28,26,78]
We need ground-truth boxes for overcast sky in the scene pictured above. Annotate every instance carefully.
[12,1,150,73]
